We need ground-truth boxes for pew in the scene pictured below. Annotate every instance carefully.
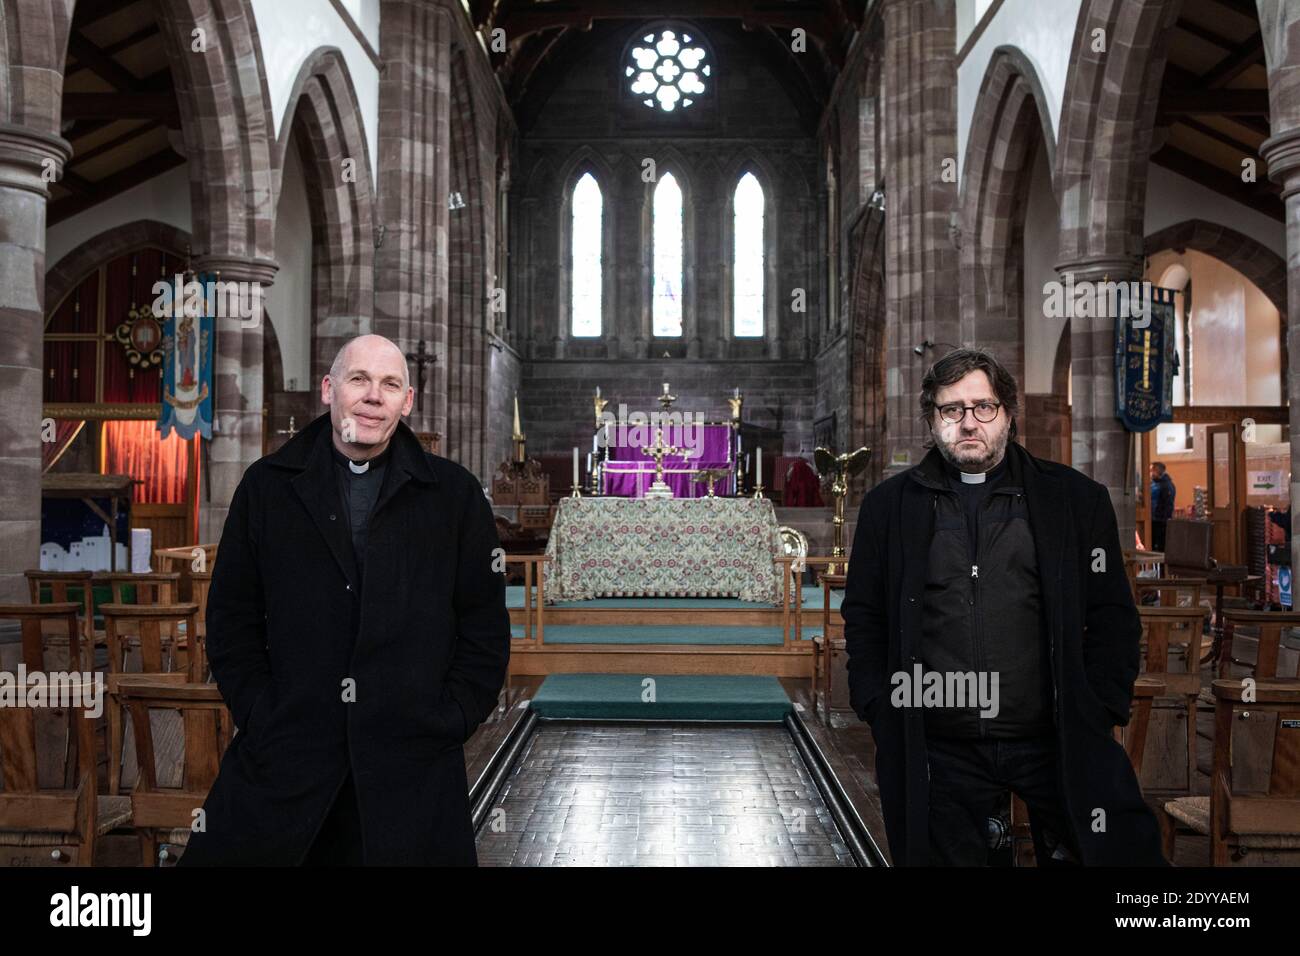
[114,678,232,865]
[1217,609,1300,680]
[0,676,129,866]
[24,570,96,668]
[1138,606,1210,793]
[101,603,202,795]
[1008,674,1166,865]
[1160,679,1300,865]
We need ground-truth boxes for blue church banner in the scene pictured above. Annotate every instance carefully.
[1114,284,1176,433]
[155,271,215,440]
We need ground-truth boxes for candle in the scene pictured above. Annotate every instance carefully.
[586,452,592,474]
[734,387,739,398]
[595,385,601,398]
[756,450,762,486]
[662,382,669,394]
[572,447,579,485]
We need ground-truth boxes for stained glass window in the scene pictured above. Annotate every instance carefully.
[571,172,602,337]
[733,173,765,337]
[626,29,709,112]
[653,172,683,337]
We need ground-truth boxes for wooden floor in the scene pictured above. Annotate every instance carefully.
[94,675,1214,866]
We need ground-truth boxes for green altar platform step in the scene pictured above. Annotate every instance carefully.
[508,623,784,644]
[530,673,792,721]
[504,586,841,611]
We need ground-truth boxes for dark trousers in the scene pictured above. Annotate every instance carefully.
[1152,519,1168,552]
[303,772,364,866]
[926,733,1081,866]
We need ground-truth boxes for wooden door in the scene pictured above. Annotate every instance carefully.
[1205,423,1246,566]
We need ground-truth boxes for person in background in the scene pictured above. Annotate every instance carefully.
[1149,462,1176,552]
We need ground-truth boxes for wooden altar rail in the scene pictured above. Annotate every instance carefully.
[503,553,818,674]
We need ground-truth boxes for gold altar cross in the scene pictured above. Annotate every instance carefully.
[641,426,683,494]
[1127,330,1152,391]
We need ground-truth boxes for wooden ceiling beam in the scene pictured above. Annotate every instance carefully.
[48,148,186,226]
[62,92,178,122]
[1171,115,1263,158]
[67,32,143,92]
[1159,88,1269,116]
[1150,143,1281,220]
[1201,30,1264,89]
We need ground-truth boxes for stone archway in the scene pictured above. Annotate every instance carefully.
[446,44,491,476]
[960,45,1058,398]
[150,0,280,536]
[1144,219,1288,324]
[45,219,193,312]
[277,47,376,386]
[1055,0,1182,540]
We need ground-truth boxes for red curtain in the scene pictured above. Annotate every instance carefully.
[103,420,190,505]
[41,420,85,473]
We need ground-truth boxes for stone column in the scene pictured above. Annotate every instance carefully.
[374,0,452,436]
[879,0,959,477]
[198,254,278,540]
[1261,126,1300,573]
[0,124,70,601]
[1056,254,1142,547]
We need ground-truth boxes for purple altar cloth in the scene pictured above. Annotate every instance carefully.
[601,423,733,498]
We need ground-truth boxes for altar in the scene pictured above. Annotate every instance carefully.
[600,423,734,497]
[543,496,783,603]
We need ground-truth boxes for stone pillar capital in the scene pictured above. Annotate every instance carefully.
[1261,126,1300,197]
[0,124,72,197]
[191,255,280,286]
[1054,253,1144,283]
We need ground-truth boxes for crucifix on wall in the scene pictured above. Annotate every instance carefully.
[405,339,438,414]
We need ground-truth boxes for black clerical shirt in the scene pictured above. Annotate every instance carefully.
[330,442,390,582]
[943,450,1009,562]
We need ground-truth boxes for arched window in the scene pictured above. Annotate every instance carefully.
[571,172,602,337]
[652,172,683,337]
[733,172,765,337]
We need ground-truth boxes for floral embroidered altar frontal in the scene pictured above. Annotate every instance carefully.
[544,496,783,603]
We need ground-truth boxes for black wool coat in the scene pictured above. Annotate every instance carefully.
[841,441,1168,866]
[179,413,510,866]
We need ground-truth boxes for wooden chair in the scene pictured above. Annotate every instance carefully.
[1135,577,1206,610]
[0,675,130,866]
[114,678,232,865]
[153,545,217,603]
[190,571,212,640]
[24,571,96,667]
[1009,674,1168,866]
[1138,605,1210,793]
[101,603,201,795]
[93,572,180,606]
[0,603,86,674]
[1218,610,1300,680]
[1160,679,1300,865]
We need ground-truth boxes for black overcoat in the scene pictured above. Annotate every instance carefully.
[841,441,1167,866]
[179,413,510,865]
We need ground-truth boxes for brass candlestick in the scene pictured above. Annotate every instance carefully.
[814,446,872,574]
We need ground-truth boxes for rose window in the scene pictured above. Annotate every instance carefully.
[625,29,710,112]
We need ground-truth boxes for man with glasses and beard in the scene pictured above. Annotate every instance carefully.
[840,347,1166,866]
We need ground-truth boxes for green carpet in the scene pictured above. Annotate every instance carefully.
[504,586,840,610]
[509,624,785,644]
[530,673,792,720]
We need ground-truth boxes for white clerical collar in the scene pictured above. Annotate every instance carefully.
[959,470,986,484]
[348,459,370,475]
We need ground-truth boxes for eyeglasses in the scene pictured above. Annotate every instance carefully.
[937,401,1002,424]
